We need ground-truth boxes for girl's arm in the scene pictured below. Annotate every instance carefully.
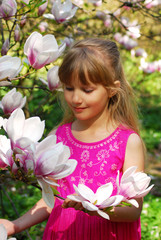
[0,198,52,236]
[106,133,145,222]
[62,133,145,222]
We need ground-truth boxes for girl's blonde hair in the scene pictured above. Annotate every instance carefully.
[58,38,140,134]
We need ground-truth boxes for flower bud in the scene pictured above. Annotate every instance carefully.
[1,38,10,56]
[14,24,20,42]
[47,66,60,91]
[38,0,48,16]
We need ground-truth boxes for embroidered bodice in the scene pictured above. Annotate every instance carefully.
[56,123,134,197]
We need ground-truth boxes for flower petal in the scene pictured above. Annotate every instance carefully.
[37,178,55,208]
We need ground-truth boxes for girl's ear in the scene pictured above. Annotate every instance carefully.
[109,80,120,97]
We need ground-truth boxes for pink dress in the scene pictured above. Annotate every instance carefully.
[43,123,141,240]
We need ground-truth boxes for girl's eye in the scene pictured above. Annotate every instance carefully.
[65,86,74,91]
[83,89,93,93]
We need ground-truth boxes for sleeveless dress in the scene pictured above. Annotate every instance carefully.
[43,123,141,240]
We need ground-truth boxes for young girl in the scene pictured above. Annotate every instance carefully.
[0,38,145,240]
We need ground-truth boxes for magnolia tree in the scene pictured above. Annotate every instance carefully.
[0,0,160,238]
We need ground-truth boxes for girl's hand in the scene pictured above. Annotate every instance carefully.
[62,197,84,211]
[0,219,17,236]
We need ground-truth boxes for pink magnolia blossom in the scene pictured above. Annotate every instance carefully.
[68,183,123,219]
[0,0,17,20]
[0,56,22,85]
[116,166,154,207]
[24,31,66,69]
[51,0,78,23]
[0,88,26,115]
[38,0,48,16]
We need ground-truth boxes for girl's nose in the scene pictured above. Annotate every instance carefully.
[72,90,82,105]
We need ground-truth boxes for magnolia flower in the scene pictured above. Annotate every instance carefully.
[39,66,60,91]
[25,135,77,207]
[3,108,45,150]
[61,36,74,47]
[1,38,10,56]
[38,0,48,16]
[88,0,102,6]
[51,0,78,23]
[0,135,11,169]
[119,35,138,50]
[0,56,22,86]
[0,224,16,240]
[0,117,3,129]
[20,14,27,27]
[68,183,123,219]
[24,31,66,69]
[14,24,20,42]
[139,58,158,73]
[144,0,161,8]
[47,66,60,91]
[0,0,17,20]
[0,88,26,115]
[38,21,48,32]
[116,166,154,207]
[131,48,147,58]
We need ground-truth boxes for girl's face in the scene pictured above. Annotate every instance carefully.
[64,80,110,123]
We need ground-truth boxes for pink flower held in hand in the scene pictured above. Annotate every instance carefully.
[0,88,26,115]
[0,0,17,20]
[116,166,154,207]
[24,31,66,69]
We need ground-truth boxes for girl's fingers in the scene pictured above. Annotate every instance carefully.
[62,198,83,211]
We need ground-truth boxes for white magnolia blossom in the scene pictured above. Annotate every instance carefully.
[116,166,154,207]
[131,48,148,58]
[68,183,123,219]
[0,224,16,240]
[0,88,26,115]
[24,31,66,69]
[0,117,3,129]
[0,135,11,168]
[3,108,45,147]
[51,0,78,23]
[139,58,160,73]
[0,56,22,85]
[33,135,77,208]
[0,0,17,20]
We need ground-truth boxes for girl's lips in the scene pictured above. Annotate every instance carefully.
[73,107,86,112]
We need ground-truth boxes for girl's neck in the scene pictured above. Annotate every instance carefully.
[71,119,119,143]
